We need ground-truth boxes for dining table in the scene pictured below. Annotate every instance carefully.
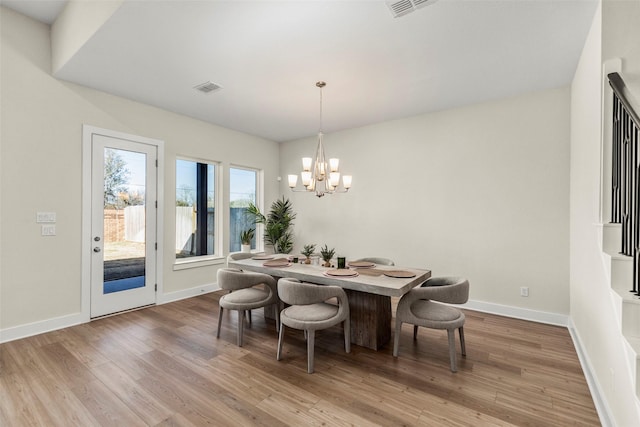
[227,256,431,350]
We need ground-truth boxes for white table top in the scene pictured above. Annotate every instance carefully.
[227,257,431,297]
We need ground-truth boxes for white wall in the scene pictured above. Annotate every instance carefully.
[280,87,570,315]
[602,0,640,96]
[0,7,280,332]
[570,1,640,425]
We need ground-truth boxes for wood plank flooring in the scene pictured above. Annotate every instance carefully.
[0,292,600,426]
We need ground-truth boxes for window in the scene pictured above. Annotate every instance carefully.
[229,167,258,252]
[176,159,216,258]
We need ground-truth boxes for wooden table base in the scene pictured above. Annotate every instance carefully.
[345,289,391,350]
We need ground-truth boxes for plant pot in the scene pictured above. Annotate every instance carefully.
[304,258,311,264]
[323,261,331,267]
[241,244,251,253]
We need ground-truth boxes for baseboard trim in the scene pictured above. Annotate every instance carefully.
[157,283,220,305]
[0,284,220,344]
[0,312,87,344]
[461,299,569,326]
[567,318,614,427]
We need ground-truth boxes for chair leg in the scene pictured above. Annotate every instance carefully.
[447,329,457,372]
[459,326,466,356]
[413,325,418,340]
[277,324,285,361]
[237,310,245,347]
[216,307,223,338]
[344,318,351,353]
[307,329,315,374]
[248,310,252,325]
[393,319,402,357]
[274,302,280,333]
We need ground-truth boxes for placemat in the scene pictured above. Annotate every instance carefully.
[383,270,416,278]
[355,268,384,277]
[324,269,359,277]
[263,258,290,267]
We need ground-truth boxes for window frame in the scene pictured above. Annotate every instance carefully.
[229,165,262,253]
[174,156,223,267]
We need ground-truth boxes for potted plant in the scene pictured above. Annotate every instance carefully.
[320,244,335,267]
[301,244,316,264]
[240,228,254,253]
[245,197,296,254]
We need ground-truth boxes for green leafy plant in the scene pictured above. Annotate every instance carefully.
[245,197,296,254]
[301,244,316,258]
[320,244,335,267]
[301,243,316,264]
[240,228,254,245]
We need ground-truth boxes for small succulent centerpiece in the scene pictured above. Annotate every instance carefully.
[301,244,316,264]
[320,244,335,267]
[240,228,254,252]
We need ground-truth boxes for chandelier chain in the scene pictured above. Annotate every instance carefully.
[318,82,323,133]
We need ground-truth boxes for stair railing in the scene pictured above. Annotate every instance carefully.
[609,72,640,296]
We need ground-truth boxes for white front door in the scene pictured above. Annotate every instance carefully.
[89,133,158,318]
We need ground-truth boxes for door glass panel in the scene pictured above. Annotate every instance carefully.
[103,148,146,294]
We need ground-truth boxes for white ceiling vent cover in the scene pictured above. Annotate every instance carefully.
[386,0,438,18]
[194,81,222,94]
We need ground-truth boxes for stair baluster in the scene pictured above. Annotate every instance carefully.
[608,72,640,295]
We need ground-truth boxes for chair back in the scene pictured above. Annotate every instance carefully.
[355,257,395,266]
[227,252,254,263]
[217,268,276,292]
[278,278,347,306]
[421,277,469,304]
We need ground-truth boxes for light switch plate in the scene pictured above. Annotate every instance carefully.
[41,225,56,236]
[37,212,56,223]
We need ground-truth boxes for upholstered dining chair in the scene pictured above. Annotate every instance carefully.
[216,268,279,347]
[226,251,266,324]
[277,278,350,373]
[393,277,469,372]
[354,257,395,266]
[227,252,254,263]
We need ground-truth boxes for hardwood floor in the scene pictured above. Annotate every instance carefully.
[0,292,600,426]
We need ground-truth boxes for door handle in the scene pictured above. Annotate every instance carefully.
[93,247,101,253]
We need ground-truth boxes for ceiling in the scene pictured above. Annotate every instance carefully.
[2,0,598,142]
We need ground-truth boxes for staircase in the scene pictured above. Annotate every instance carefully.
[602,72,640,406]
[601,223,640,401]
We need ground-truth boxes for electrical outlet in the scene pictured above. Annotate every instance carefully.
[41,225,56,236]
[36,212,56,223]
[520,286,529,297]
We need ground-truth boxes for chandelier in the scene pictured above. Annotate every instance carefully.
[287,81,352,198]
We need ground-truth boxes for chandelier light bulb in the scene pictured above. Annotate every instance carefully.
[302,157,312,171]
[287,174,298,188]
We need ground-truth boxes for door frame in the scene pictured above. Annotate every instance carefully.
[82,125,165,321]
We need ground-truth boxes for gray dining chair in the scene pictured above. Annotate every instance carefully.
[226,251,269,324]
[216,268,279,347]
[393,277,469,372]
[227,252,255,263]
[354,257,395,266]
[277,278,350,373]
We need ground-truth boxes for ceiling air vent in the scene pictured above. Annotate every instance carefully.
[194,81,222,94]
[386,0,438,18]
